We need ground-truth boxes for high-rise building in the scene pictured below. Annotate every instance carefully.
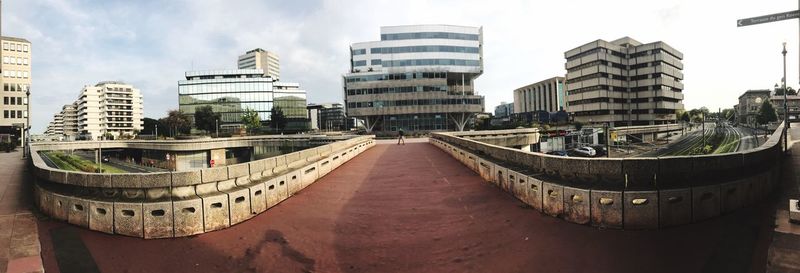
[76,81,144,140]
[514,77,566,114]
[564,37,684,126]
[238,48,280,80]
[344,24,485,132]
[494,102,514,118]
[178,69,308,131]
[0,36,31,140]
[307,103,347,131]
[46,112,63,136]
[44,103,79,140]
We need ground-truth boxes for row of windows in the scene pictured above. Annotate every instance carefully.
[353,60,366,67]
[381,32,479,41]
[2,56,28,66]
[2,110,25,119]
[347,98,483,108]
[382,59,480,67]
[369,45,479,54]
[352,48,367,55]
[346,85,448,96]
[2,42,28,53]
[3,83,29,92]
[3,97,24,105]
[178,82,275,95]
[345,72,447,83]
[3,70,28,79]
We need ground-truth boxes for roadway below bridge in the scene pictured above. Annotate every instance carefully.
[31,139,779,273]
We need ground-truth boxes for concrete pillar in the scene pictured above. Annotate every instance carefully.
[521,144,531,152]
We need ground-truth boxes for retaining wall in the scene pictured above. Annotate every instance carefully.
[30,135,375,238]
[430,123,786,229]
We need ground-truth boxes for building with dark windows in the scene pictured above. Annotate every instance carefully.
[494,102,513,118]
[564,37,684,126]
[734,89,771,126]
[512,77,567,124]
[307,103,346,131]
[344,24,485,133]
[178,69,308,131]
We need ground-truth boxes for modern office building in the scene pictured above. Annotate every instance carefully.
[494,102,513,118]
[344,24,485,132]
[238,48,280,80]
[734,89,771,126]
[512,77,567,124]
[75,81,144,140]
[178,69,308,131]
[307,103,346,131]
[0,36,31,140]
[564,37,684,126]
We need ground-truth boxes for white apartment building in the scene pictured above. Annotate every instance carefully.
[0,36,31,139]
[238,48,280,80]
[75,81,143,140]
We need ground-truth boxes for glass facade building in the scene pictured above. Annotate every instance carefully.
[344,24,485,133]
[178,69,308,130]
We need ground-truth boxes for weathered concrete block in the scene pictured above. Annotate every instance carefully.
[88,200,114,234]
[509,170,527,201]
[143,201,174,239]
[590,190,622,229]
[318,158,332,178]
[494,164,509,190]
[51,193,70,221]
[286,152,304,169]
[463,152,478,173]
[330,154,342,170]
[477,158,495,183]
[623,191,658,229]
[276,175,289,204]
[202,167,228,183]
[659,188,692,227]
[112,174,142,188]
[85,173,111,188]
[271,155,286,174]
[264,177,280,208]
[563,186,590,225]
[142,173,171,188]
[692,185,720,222]
[285,169,303,196]
[68,173,89,187]
[249,182,267,214]
[114,202,144,238]
[542,182,564,217]
[226,187,253,226]
[525,175,543,212]
[657,156,693,189]
[67,197,89,228]
[35,186,52,216]
[200,194,230,232]
[172,171,201,187]
[48,170,68,185]
[227,163,249,179]
[301,163,319,189]
[249,159,266,176]
[721,180,746,213]
[589,159,624,190]
[172,199,204,237]
[622,159,657,190]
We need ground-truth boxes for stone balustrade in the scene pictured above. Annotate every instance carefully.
[29,135,375,238]
[431,123,786,229]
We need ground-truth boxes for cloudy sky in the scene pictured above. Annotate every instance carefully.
[4,0,800,132]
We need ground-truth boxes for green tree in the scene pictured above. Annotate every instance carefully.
[680,112,690,123]
[774,86,797,96]
[194,105,221,134]
[142,118,167,137]
[756,100,778,125]
[269,106,288,131]
[160,109,191,137]
[241,108,262,133]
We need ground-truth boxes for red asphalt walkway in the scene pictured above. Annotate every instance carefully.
[36,141,776,273]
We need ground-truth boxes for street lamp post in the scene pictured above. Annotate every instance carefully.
[782,42,790,152]
[24,90,29,159]
[215,119,219,137]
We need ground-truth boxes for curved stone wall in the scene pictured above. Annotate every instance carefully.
[431,123,786,229]
[29,136,375,238]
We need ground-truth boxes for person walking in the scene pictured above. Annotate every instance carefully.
[397,128,405,145]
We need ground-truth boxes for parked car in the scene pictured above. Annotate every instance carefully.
[569,146,596,157]
[545,150,569,157]
[102,156,110,163]
[589,145,607,157]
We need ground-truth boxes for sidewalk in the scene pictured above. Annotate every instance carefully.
[0,150,43,273]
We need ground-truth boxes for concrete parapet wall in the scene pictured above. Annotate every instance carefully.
[31,136,375,238]
[429,124,786,229]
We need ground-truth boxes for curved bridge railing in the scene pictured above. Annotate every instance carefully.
[29,135,375,238]
[431,123,786,229]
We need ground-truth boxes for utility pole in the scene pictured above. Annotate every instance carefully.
[605,122,611,158]
[783,42,790,152]
[215,119,219,137]
[154,124,157,139]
